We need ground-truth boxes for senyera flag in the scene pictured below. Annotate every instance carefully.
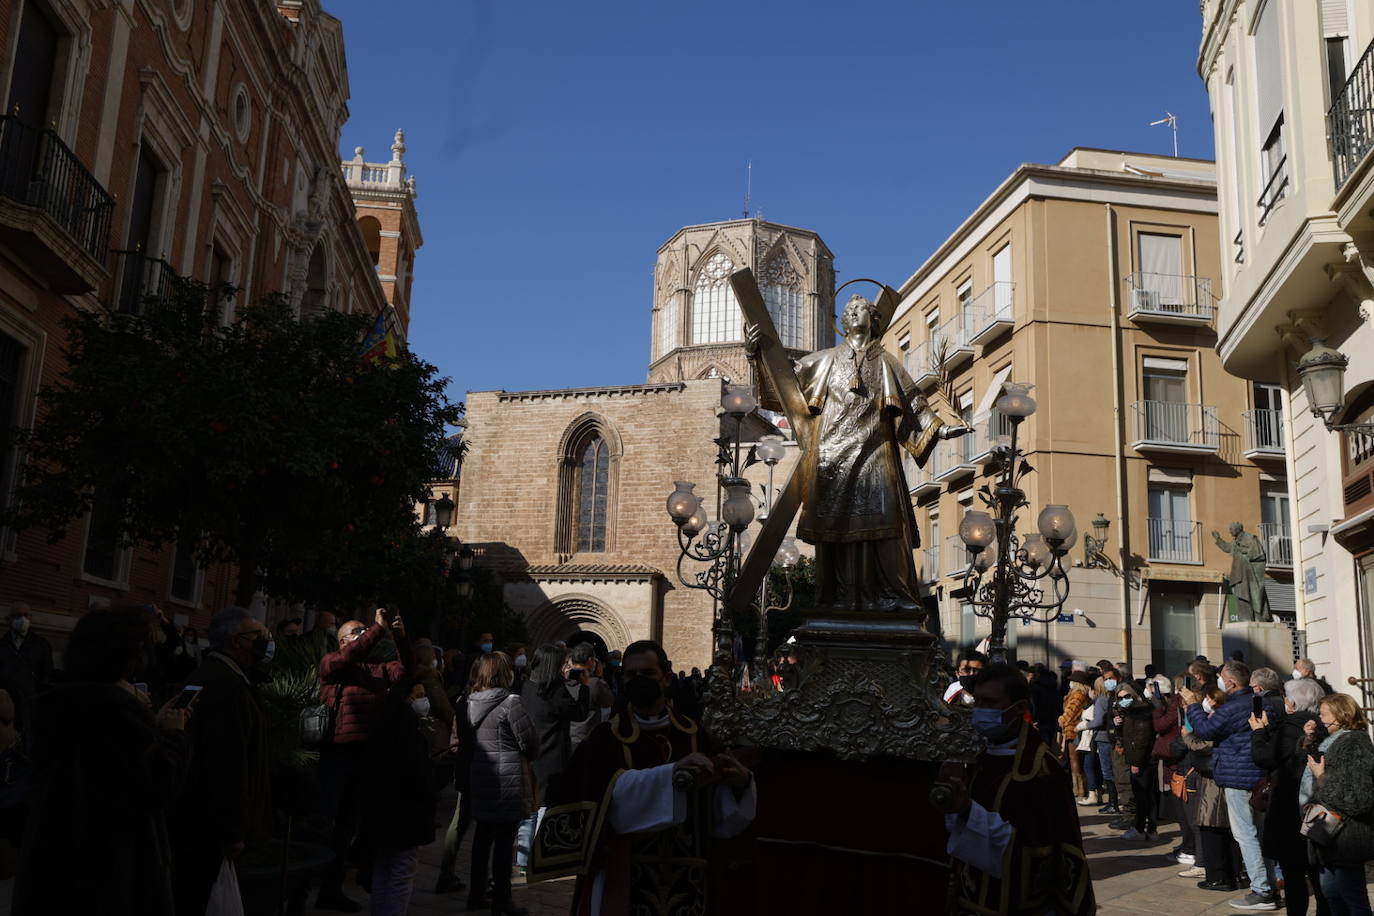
[359,310,400,365]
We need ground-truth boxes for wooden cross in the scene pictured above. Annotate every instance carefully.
[723,268,905,611]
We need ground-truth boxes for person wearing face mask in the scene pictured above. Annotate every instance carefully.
[409,646,455,774]
[313,608,413,912]
[0,605,53,740]
[168,606,272,916]
[532,640,756,915]
[356,677,438,916]
[1082,667,1122,816]
[1181,660,1285,910]
[1112,682,1159,841]
[1298,693,1374,916]
[933,663,1095,916]
[942,650,987,708]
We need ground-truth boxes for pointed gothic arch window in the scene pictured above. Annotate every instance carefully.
[691,252,741,345]
[556,415,621,556]
[761,251,804,349]
[656,261,680,359]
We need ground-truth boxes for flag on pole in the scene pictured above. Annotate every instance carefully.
[360,310,400,364]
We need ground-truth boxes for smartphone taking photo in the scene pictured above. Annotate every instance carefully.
[1252,694,1264,717]
[171,685,203,709]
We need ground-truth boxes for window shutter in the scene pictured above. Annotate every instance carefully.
[1253,0,1284,137]
[1322,0,1348,37]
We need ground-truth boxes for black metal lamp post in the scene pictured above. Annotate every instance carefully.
[956,383,1076,663]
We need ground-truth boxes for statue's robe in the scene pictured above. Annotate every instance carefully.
[1225,531,1272,621]
[530,707,755,916]
[946,723,1096,916]
[792,339,943,611]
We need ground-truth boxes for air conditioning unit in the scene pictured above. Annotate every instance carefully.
[1131,288,1161,312]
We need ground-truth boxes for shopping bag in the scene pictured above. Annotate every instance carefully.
[205,857,245,916]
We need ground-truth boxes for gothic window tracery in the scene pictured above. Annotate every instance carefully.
[761,251,804,349]
[556,415,620,556]
[576,434,609,552]
[691,252,741,345]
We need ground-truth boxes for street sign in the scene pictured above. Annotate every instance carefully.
[1304,567,1318,595]
[1056,613,1075,624]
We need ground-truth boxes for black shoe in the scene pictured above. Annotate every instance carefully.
[316,891,362,913]
[436,873,468,894]
[1109,818,1133,830]
[1098,804,1121,815]
[1198,880,1239,892]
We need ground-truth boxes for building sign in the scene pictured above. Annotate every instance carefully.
[1056,613,1076,624]
[1304,567,1318,595]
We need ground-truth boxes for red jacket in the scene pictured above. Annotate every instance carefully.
[319,624,410,744]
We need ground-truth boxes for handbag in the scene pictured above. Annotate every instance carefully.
[300,679,344,749]
[1249,775,1272,813]
[1300,803,1346,846]
[1170,770,1188,801]
[1074,708,1094,752]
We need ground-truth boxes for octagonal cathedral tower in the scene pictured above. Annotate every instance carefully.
[647,219,835,386]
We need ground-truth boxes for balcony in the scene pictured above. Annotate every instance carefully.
[966,415,1014,465]
[1257,154,1288,226]
[938,315,975,372]
[921,545,941,583]
[1259,522,1293,569]
[1130,401,1220,454]
[1146,517,1202,564]
[0,115,113,293]
[1242,408,1285,459]
[906,339,940,390]
[1125,273,1214,325]
[111,249,190,316]
[930,436,975,482]
[905,453,941,496]
[945,535,972,578]
[961,282,1015,347]
[1329,38,1374,190]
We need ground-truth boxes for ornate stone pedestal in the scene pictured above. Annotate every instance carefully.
[1222,620,1295,673]
[705,609,980,761]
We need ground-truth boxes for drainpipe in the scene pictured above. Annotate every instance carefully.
[1106,204,1135,667]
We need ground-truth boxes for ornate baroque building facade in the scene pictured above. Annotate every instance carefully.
[0,0,398,638]
[458,219,832,669]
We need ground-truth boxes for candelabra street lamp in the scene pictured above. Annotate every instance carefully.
[956,383,1075,663]
[665,388,796,674]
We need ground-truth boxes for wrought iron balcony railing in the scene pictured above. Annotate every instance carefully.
[1242,408,1285,457]
[1146,517,1202,564]
[1130,401,1220,453]
[1259,521,1293,568]
[946,535,971,577]
[0,115,113,261]
[1257,154,1288,225]
[111,249,187,315]
[930,435,975,481]
[921,545,941,583]
[1126,272,1214,323]
[1329,37,1374,190]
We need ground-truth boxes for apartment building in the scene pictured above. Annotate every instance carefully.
[884,149,1296,675]
[1198,0,1374,707]
[0,0,394,636]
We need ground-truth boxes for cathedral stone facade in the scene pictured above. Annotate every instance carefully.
[457,219,833,669]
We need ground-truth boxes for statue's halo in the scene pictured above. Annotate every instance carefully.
[833,278,900,338]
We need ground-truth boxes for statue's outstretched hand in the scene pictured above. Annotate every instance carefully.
[938,423,971,440]
[743,322,762,357]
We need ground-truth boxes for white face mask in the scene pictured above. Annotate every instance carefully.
[1291,668,1302,680]
[514,655,527,669]
[410,697,431,717]
[9,617,28,636]
[1202,698,1215,714]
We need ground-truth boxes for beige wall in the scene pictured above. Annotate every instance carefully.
[884,150,1294,675]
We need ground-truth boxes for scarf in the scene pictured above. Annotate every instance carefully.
[1299,728,1353,807]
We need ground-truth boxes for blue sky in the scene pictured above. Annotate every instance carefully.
[328,1,1215,404]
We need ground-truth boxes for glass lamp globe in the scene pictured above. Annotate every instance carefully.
[1037,504,1076,545]
[1296,340,1349,420]
[1054,527,1078,554]
[959,510,996,550]
[721,387,758,416]
[995,383,1037,419]
[682,503,709,538]
[666,481,699,523]
[777,536,801,568]
[973,537,998,572]
[721,480,755,531]
[1021,533,1051,570]
[756,435,786,465]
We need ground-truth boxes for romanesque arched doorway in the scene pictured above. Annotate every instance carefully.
[525,594,631,654]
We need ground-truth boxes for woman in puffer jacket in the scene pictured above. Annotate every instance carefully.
[1299,693,1374,916]
[1114,681,1158,840]
[464,651,537,915]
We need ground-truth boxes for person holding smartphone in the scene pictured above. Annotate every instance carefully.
[1298,694,1374,916]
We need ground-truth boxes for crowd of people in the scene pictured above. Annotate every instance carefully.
[0,597,1370,915]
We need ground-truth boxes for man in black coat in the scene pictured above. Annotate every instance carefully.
[170,606,273,916]
[0,605,53,736]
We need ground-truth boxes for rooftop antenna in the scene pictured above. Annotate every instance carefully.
[1149,112,1179,158]
[742,160,752,218]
